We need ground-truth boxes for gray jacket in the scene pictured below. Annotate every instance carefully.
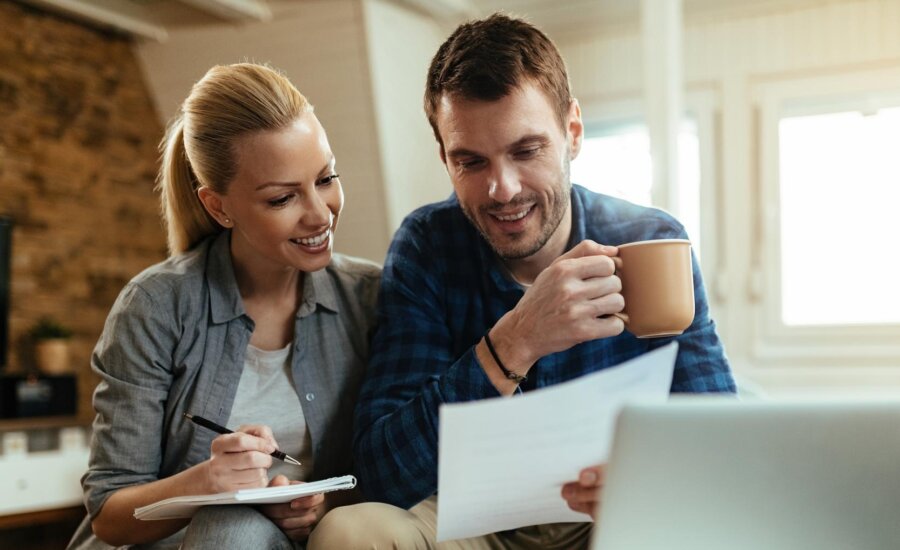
[68,231,380,549]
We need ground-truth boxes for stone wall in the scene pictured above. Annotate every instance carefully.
[0,1,166,421]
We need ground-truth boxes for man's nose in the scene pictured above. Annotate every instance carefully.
[488,163,522,203]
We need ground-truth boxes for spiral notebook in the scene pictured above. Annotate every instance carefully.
[134,475,356,520]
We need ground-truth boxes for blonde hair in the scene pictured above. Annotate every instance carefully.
[157,63,313,255]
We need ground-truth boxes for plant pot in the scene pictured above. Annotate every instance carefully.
[35,339,71,375]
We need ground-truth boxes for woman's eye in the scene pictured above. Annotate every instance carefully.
[267,194,293,207]
[318,174,339,185]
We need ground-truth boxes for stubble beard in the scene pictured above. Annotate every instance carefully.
[462,161,572,261]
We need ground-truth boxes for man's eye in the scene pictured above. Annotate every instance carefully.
[268,194,293,207]
[515,147,540,159]
[459,159,485,170]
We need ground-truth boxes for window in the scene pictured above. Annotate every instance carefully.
[571,120,703,256]
[755,68,900,361]
[778,108,900,326]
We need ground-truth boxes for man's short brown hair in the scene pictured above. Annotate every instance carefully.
[424,13,572,148]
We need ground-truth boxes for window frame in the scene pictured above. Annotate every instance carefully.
[753,68,900,363]
[577,89,722,303]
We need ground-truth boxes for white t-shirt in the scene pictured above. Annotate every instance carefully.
[226,343,313,481]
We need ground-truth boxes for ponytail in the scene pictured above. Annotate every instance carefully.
[157,115,221,255]
[155,63,312,256]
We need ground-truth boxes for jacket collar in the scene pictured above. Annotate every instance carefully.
[205,231,339,324]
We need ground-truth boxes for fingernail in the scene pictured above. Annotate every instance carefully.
[581,471,598,485]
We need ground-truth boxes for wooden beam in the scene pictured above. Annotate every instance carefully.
[25,0,169,42]
[390,0,478,22]
[179,0,272,22]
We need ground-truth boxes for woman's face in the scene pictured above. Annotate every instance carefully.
[210,112,343,274]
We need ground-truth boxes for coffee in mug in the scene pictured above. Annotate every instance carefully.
[614,239,694,338]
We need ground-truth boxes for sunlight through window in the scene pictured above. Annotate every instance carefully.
[779,107,900,325]
[571,122,702,255]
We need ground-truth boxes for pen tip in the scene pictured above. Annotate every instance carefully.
[286,456,302,467]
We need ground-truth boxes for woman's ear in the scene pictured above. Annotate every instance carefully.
[197,187,232,227]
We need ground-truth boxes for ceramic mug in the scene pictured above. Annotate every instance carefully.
[614,239,695,338]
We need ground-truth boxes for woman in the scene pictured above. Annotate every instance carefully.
[67,63,379,550]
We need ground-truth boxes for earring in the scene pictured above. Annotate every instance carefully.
[223,218,231,226]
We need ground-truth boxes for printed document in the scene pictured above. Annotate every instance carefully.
[436,343,677,541]
[134,475,356,520]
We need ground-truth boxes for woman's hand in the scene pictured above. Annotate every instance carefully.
[258,475,326,541]
[206,424,277,493]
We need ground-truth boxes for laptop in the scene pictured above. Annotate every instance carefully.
[591,398,900,550]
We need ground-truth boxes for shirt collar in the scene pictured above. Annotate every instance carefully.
[567,184,588,249]
[206,231,245,324]
[298,265,340,317]
[206,231,340,324]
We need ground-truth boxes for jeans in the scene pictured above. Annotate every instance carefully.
[181,505,298,550]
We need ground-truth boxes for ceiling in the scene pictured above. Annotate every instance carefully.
[21,0,849,41]
[475,0,847,35]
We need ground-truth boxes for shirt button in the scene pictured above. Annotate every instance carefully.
[305,393,315,402]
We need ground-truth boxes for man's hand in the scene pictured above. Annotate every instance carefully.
[491,240,625,372]
[562,464,606,518]
[259,475,326,541]
[205,425,277,493]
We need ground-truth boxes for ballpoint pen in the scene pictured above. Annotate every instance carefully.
[184,412,302,466]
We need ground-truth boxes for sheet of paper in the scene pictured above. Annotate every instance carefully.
[134,475,356,520]
[436,343,678,541]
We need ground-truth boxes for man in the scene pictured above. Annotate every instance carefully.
[308,13,735,550]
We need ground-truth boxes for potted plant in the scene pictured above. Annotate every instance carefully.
[29,317,73,375]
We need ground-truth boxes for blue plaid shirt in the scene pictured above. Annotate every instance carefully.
[354,184,736,508]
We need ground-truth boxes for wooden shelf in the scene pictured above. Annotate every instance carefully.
[0,505,85,530]
[0,415,91,432]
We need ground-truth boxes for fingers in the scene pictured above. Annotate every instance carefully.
[215,445,274,471]
[611,255,623,271]
[262,503,320,540]
[588,292,625,317]
[211,431,276,455]
[553,254,618,283]
[290,493,324,511]
[207,430,276,492]
[562,465,606,518]
[207,462,268,492]
[561,240,618,260]
[552,240,618,280]
[544,260,620,304]
[580,465,606,488]
[269,474,290,488]
[236,424,279,449]
[259,488,325,542]
[561,481,597,515]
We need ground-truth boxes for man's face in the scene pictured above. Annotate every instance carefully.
[435,83,583,261]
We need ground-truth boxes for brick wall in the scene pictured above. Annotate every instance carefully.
[0,2,167,421]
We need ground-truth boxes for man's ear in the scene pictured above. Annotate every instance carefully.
[197,187,231,227]
[567,98,584,160]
